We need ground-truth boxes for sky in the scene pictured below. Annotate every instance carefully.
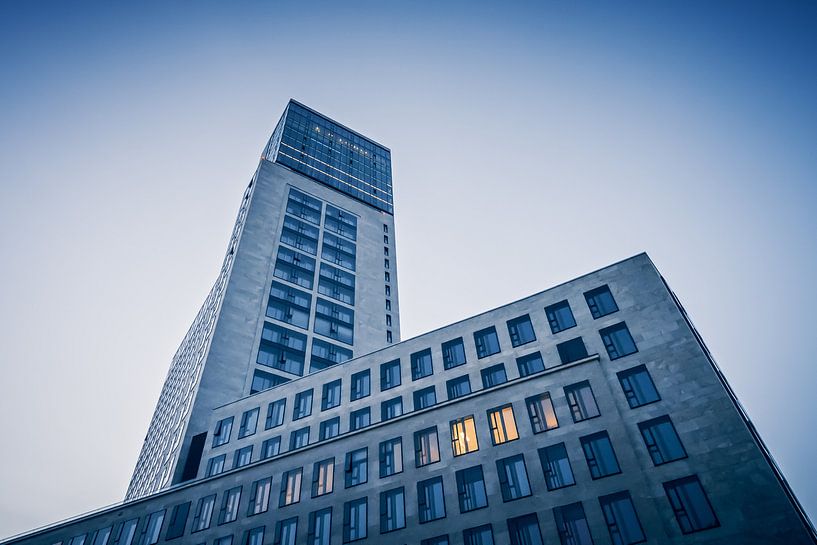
[1,0,816,538]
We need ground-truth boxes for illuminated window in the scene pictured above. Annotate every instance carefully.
[487,404,519,445]
[525,393,558,433]
[450,416,479,456]
[279,468,303,507]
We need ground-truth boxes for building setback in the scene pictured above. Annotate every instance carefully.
[2,101,815,545]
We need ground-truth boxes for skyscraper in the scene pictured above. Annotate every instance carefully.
[2,101,815,545]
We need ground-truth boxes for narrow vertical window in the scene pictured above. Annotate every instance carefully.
[265,399,286,429]
[293,389,314,420]
[212,417,234,447]
[321,379,342,411]
[345,447,368,488]
[380,359,401,390]
[308,508,332,545]
[350,370,370,400]
[311,458,335,497]
[380,487,406,533]
[247,476,271,516]
[343,498,368,542]
[191,495,216,532]
[238,407,259,438]
[379,437,403,477]
[217,486,241,525]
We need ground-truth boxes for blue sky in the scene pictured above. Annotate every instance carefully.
[1,0,816,537]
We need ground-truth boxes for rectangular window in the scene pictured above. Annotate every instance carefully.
[318,263,355,306]
[617,365,660,408]
[139,510,165,545]
[206,454,225,477]
[289,426,310,450]
[422,536,449,545]
[585,285,619,319]
[553,502,593,545]
[463,525,494,545]
[487,404,519,445]
[413,386,437,410]
[233,445,252,468]
[244,527,264,545]
[312,458,335,497]
[90,527,112,545]
[581,431,621,479]
[516,352,545,377]
[350,407,370,431]
[456,465,488,513]
[379,437,403,477]
[345,447,368,488]
[350,369,370,400]
[279,468,303,507]
[273,517,297,545]
[117,521,139,545]
[308,508,332,545]
[319,417,340,441]
[564,381,600,422]
[293,389,314,420]
[238,408,259,438]
[385,299,391,311]
[267,280,312,329]
[286,189,322,224]
[556,337,589,365]
[165,501,190,540]
[418,476,446,523]
[473,326,501,358]
[450,416,479,456]
[321,232,356,271]
[212,417,233,447]
[321,379,342,411]
[386,330,393,343]
[250,369,289,394]
[343,497,368,542]
[446,375,471,400]
[639,415,687,465]
[257,322,308,375]
[600,322,638,360]
[507,315,536,347]
[380,487,406,533]
[381,396,403,421]
[218,486,241,525]
[215,536,232,545]
[507,513,543,545]
[247,477,271,516]
[481,363,507,388]
[310,338,353,372]
[192,495,216,532]
[442,337,467,369]
[315,298,355,345]
[539,443,575,490]
[496,454,532,501]
[325,204,358,240]
[273,247,316,290]
[545,300,577,334]
[526,392,558,433]
[599,491,646,545]
[261,436,281,459]
[663,475,719,533]
[380,359,401,390]
[411,348,434,380]
[414,426,441,467]
[265,399,286,429]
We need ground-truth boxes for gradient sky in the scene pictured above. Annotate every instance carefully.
[1,0,816,538]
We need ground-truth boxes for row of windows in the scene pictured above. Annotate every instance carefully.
[383,223,393,344]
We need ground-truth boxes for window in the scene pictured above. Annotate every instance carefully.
[507,513,543,545]
[319,417,340,441]
[308,508,332,545]
[251,369,289,394]
[385,284,391,295]
[293,389,314,420]
[310,338,353,372]
[386,330,393,343]
[212,417,234,447]
[273,247,316,290]
[599,491,646,545]
[312,458,335,497]
[557,337,589,364]
[289,426,310,450]
[379,437,403,477]
[463,525,494,545]
[379,397,401,421]
[244,527,265,545]
[442,337,467,369]
[233,445,252,468]
[279,468,303,507]
[384,258,390,269]
[286,189,322,224]
[418,476,446,523]
[139,510,165,545]
[411,348,434,380]
[487,404,519,445]
[89,527,112,545]
[247,477,271,516]
[345,447,368,488]
[446,375,471,400]
[600,322,638,360]
[496,454,532,501]
[639,415,687,465]
[166,501,190,540]
[273,517,297,545]
[267,280,311,329]
[516,352,545,377]
[581,431,621,479]
[414,426,441,467]
[450,416,479,456]
[422,537,449,545]
[261,437,281,459]
[385,299,391,311]
[238,408,259,438]
[321,232,356,271]
[218,486,241,525]
[325,204,358,240]
[318,263,355,306]
[350,407,370,431]
[545,300,577,334]
[380,359,401,390]
[564,381,600,422]
[553,502,593,545]
[481,363,507,388]
[474,326,501,358]
[350,369,370,400]
[257,322,307,375]
[265,399,286,429]
[206,455,225,477]
[214,535,232,545]
[386,313,392,326]
[539,443,575,490]
[192,495,216,532]
[321,379,342,411]
[380,487,406,533]
[507,315,536,347]
[413,386,437,410]
[617,365,659,408]
[315,298,355,345]
[585,285,619,318]
[456,465,488,512]
[343,498,368,542]
[663,475,719,533]
[526,393,558,433]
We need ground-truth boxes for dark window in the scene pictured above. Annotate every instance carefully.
[244,527,264,545]
[663,475,719,533]
[314,298,355,345]
[507,315,536,347]
[481,363,507,388]
[218,486,241,525]
[386,330,393,343]
[585,285,619,319]
[251,369,289,394]
[414,386,437,410]
[247,476,272,516]
[538,443,575,490]
[312,458,335,497]
[321,379,342,411]
[463,525,494,545]
[380,487,406,533]
[456,465,488,512]
[381,396,403,421]
[345,448,368,488]
[212,417,233,447]
[379,437,403,477]
[308,508,332,545]
[553,502,593,545]
[414,426,441,467]
[581,431,621,479]
[286,189,322,224]
[474,326,501,358]
[280,215,319,255]
[617,365,660,408]
[421,536,449,545]
[507,513,544,545]
[261,437,281,459]
[442,337,467,369]
[350,370,370,400]
[273,247,316,290]
[516,352,545,377]
[321,232,356,271]
[233,445,253,468]
[446,375,471,400]
[310,338,353,372]
[273,517,297,545]
[380,359,401,390]
[257,322,307,376]
[639,415,687,465]
[343,497,368,542]
[279,468,302,507]
[138,509,166,545]
[238,408,259,438]
[318,263,355,306]
[411,348,434,380]
[557,337,589,365]
[293,389,313,420]
[325,204,358,240]
[385,299,391,311]
[192,494,216,532]
[206,455,225,477]
[267,281,311,329]
[165,501,191,540]
[289,426,309,450]
[418,476,446,523]
[526,392,559,433]
[319,417,340,441]
[265,399,286,429]
[600,322,638,360]
[487,404,519,445]
[349,407,370,431]
[496,454,532,501]
[545,300,577,334]
[564,381,600,422]
[599,491,646,545]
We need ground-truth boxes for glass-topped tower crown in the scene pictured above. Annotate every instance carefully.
[265,100,394,214]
